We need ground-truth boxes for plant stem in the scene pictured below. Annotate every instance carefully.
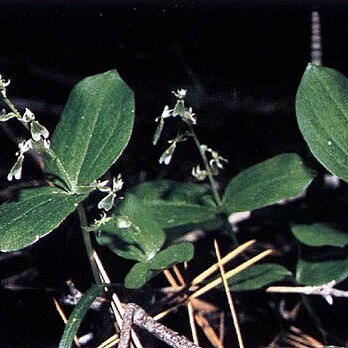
[224,220,241,248]
[77,204,100,284]
[3,96,21,116]
[188,124,222,206]
[2,96,30,130]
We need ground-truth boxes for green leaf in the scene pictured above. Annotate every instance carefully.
[222,153,314,213]
[124,262,152,289]
[0,187,87,252]
[228,264,292,291]
[296,64,348,183]
[59,284,105,348]
[292,223,348,248]
[149,242,194,270]
[45,70,134,190]
[95,194,165,262]
[124,243,194,289]
[297,256,348,285]
[130,180,220,229]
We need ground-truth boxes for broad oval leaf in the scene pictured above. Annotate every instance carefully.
[130,180,221,230]
[59,284,105,348]
[0,187,87,252]
[149,242,194,270]
[297,256,348,285]
[228,264,292,291]
[222,153,314,213]
[124,262,152,289]
[296,64,348,183]
[45,70,134,191]
[95,194,165,262]
[292,223,348,248]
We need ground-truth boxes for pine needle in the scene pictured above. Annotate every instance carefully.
[93,251,143,348]
[163,269,179,287]
[214,239,244,348]
[191,240,256,286]
[97,334,119,348]
[163,265,199,345]
[190,249,273,300]
[195,312,224,348]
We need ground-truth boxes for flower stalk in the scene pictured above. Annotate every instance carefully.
[153,89,226,207]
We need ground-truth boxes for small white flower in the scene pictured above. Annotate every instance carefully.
[30,120,50,141]
[209,151,228,170]
[97,192,116,211]
[172,89,187,99]
[201,145,228,172]
[7,155,24,181]
[0,75,10,88]
[191,165,207,181]
[17,139,33,156]
[113,174,123,192]
[93,212,111,226]
[96,175,123,211]
[161,105,172,119]
[7,139,34,181]
[159,142,177,165]
[183,107,196,125]
[22,108,35,123]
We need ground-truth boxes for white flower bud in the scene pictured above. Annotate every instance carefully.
[172,89,187,99]
[113,174,123,192]
[159,142,177,165]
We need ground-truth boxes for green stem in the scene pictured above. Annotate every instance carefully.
[77,204,100,284]
[224,218,240,248]
[188,124,222,206]
[3,96,30,129]
[3,96,21,117]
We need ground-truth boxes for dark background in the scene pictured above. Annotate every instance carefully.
[1,1,348,347]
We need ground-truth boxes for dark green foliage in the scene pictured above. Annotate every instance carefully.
[58,284,105,348]
[296,64,348,183]
[0,187,87,251]
[0,70,134,251]
[228,264,292,291]
[222,153,314,213]
[45,70,134,190]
